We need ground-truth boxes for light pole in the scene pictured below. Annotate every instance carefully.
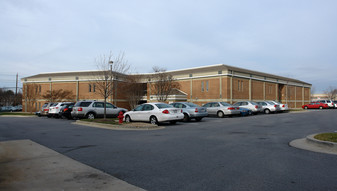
[109,61,113,103]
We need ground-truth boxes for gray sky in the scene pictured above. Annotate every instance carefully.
[1,0,336,93]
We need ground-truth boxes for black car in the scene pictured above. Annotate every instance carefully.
[59,103,75,119]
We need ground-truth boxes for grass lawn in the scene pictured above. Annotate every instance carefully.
[314,133,337,143]
[80,118,121,125]
[0,112,35,116]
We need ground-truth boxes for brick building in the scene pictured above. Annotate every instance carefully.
[22,64,311,112]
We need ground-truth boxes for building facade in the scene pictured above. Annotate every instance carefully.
[22,64,311,112]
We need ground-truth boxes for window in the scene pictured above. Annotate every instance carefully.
[201,81,209,92]
[93,84,96,92]
[39,85,41,93]
[238,80,244,92]
[134,105,144,111]
[143,104,154,111]
[89,84,92,92]
[93,102,104,108]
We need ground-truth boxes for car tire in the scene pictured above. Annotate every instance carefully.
[169,121,177,125]
[150,116,158,125]
[86,113,95,119]
[304,106,308,109]
[125,115,132,123]
[319,106,323,109]
[264,109,270,114]
[183,113,190,122]
[217,111,224,118]
[248,110,252,115]
[195,117,202,122]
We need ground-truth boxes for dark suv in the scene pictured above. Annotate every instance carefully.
[71,100,128,119]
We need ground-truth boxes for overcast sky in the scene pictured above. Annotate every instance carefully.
[1,0,336,93]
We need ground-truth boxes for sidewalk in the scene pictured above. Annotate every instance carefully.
[0,139,145,191]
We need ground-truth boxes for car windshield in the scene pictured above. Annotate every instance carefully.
[185,102,200,107]
[250,102,258,105]
[220,102,231,106]
[267,101,275,105]
[155,103,173,109]
[42,103,48,107]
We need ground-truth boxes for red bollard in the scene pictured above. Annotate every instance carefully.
[118,111,124,124]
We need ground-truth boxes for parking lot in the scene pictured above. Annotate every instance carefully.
[1,110,337,191]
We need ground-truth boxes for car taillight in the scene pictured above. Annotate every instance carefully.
[44,109,48,111]
[162,110,170,114]
[274,105,277,107]
[64,108,68,112]
[282,105,285,107]
[236,107,239,110]
[56,107,58,109]
[78,107,83,111]
[181,109,183,113]
[255,105,258,109]
[228,107,235,110]
[195,108,198,112]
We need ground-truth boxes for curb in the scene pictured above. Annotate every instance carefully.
[289,133,337,155]
[72,120,165,131]
[306,133,337,151]
[0,115,37,117]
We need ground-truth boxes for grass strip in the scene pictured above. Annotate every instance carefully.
[0,112,35,116]
[80,118,121,125]
[314,133,337,143]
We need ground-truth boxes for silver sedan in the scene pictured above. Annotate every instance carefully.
[170,102,208,122]
[202,102,240,118]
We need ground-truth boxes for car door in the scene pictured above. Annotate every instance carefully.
[203,103,214,115]
[141,104,155,122]
[92,102,104,117]
[129,105,144,121]
[106,103,118,117]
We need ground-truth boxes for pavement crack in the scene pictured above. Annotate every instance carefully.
[61,145,97,154]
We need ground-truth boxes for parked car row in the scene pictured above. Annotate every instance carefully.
[37,100,128,119]
[36,100,289,124]
[123,100,289,125]
[0,105,22,112]
[302,100,337,110]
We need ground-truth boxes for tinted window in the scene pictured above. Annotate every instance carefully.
[106,103,114,108]
[212,103,220,107]
[233,102,241,106]
[185,102,200,107]
[241,102,248,106]
[93,102,104,108]
[155,103,173,109]
[143,104,154,111]
[220,102,231,106]
[75,102,92,107]
[250,102,258,105]
[203,103,211,107]
[42,103,48,107]
[134,105,144,111]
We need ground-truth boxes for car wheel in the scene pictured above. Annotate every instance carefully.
[169,121,177,125]
[183,113,190,122]
[264,109,270,114]
[319,106,323,109]
[150,116,158,125]
[195,117,202,122]
[87,113,95,119]
[248,110,252,115]
[217,111,224,118]
[304,106,308,109]
[125,115,132,123]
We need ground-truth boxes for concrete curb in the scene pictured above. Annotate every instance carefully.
[72,120,165,131]
[0,139,146,191]
[289,133,337,155]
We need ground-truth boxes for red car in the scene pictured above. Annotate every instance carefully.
[302,102,329,109]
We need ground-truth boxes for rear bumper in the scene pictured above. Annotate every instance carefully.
[189,112,208,118]
[158,114,184,122]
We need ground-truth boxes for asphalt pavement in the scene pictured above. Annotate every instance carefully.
[1,110,337,191]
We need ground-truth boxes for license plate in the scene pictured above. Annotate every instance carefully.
[173,110,177,113]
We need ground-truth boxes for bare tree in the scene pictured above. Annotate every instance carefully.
[42,89,75,102]
[124,75,147,109]
[324,86,337,100]
[24,84,39,113]
[92,51,129,119]
[151,66,180,102]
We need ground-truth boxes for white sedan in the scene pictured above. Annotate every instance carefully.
[124,103,184,125]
